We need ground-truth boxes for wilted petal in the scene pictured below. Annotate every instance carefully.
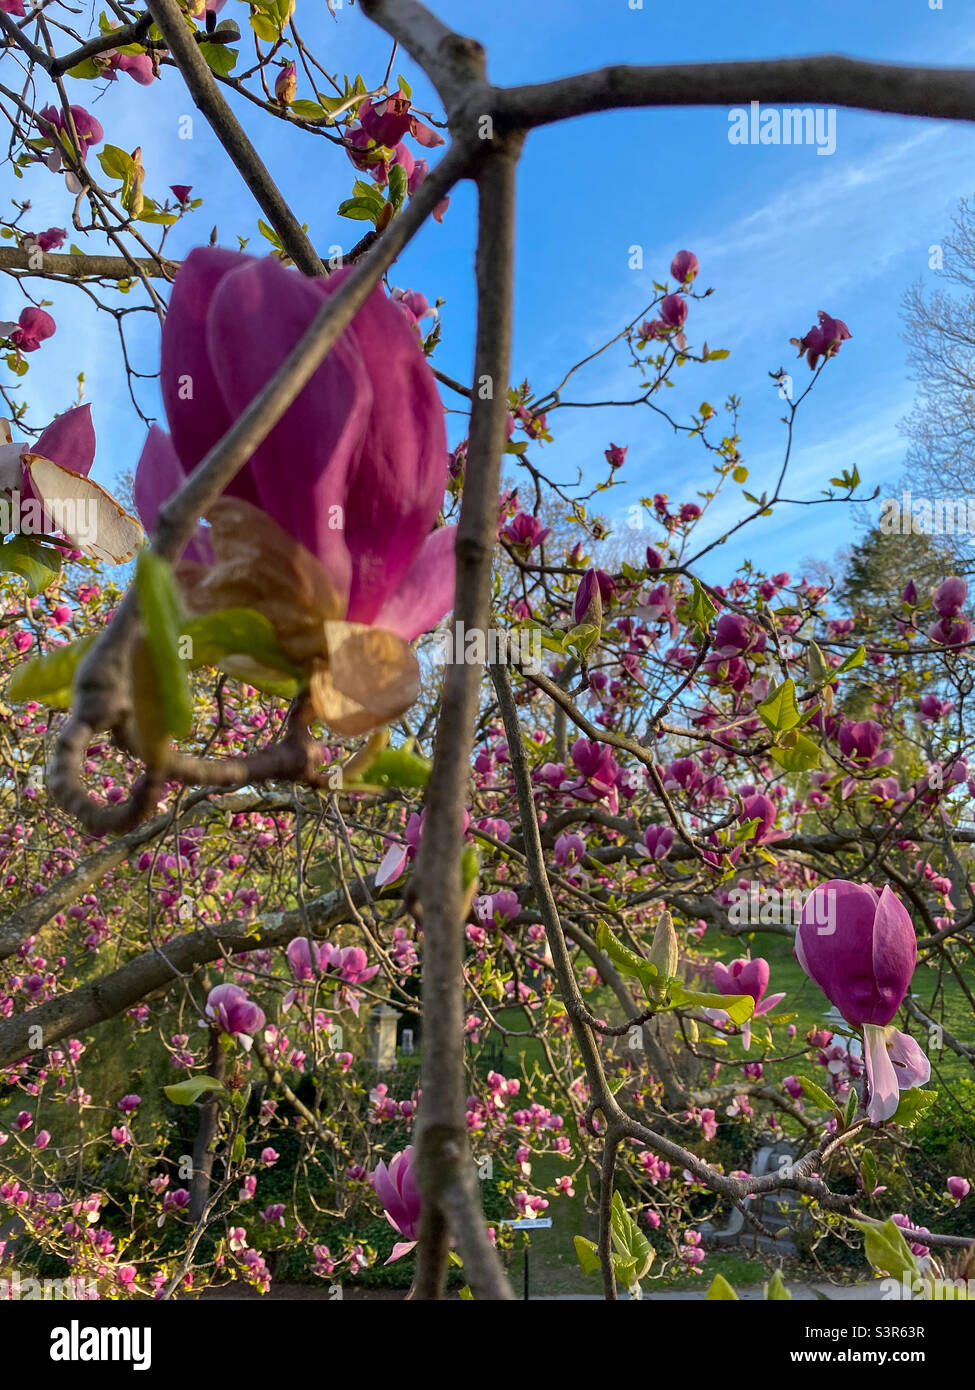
[309,622,421,736]
[22,454,144,563]
[178,499,346,663]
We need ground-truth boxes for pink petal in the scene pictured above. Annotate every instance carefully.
[372,526,456,641]
[886,1029,930,1091]
[864,1023,900,1123]
[337,277,449,627]
[161,247,247,478]
[35,404,95,477]
[384,1240,417,1264]
[375,843,409,887]
[205,257,366,605]
[134,426,213,564]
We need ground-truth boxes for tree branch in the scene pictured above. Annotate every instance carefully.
[501,55,975,130]
[145,0,325,277]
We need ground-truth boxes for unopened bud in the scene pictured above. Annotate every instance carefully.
[648,911,678,981]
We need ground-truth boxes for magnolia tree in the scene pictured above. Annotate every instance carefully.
[0,0,974,1304]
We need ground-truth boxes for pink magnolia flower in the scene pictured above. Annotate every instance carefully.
[737,793,787,845]
[933,576,966,617]
[639,824,674,861]
[712,956,784,1049]
[133,248,456,733]
[7,307,55,353]
[796,881,929,1123]
[476,890,521,927]
[605,442,627,469]
[205,983,266,1039]
[357,91,444,152]
[947,1176,970,1202]
[928,614,973,648]
[107,51,155,85]
[37,104,104,165]
[660,294,688,328]
[117,1094,141,1113]
[502,510,551,552]
[797,311,851,369]
[370,1145,422,1263]
[32,227,67,252]
[554,832,586,867]
[670,249,699,284]
[919,693,953,721]
[170,185,193,206]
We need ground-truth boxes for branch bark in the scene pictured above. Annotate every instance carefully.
[408,140,523,1302]
[501,55,975,129]
[0,879,373,1072]
[145,0,325,277]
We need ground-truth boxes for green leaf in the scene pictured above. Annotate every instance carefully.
[6,634,93,707]
[668,983,755,1027]
[164,1076,226,1105]
[706,1273,740,1300]
[136,550,193,738]
[770,731,821,773]
[573,1235,601,1278]
[291,99,326,120]
[66,58,103,80]
[387,160,408,210]
[595,921,658,997]
[860,1148,878,1194]
[765,1268,792,1300]
[396,74,412,98]
[853,1217,921,1283]
[180,607,300,675]
[347,746,432,790]
[836,643,866,674]
[0,536,63,595]
[198,41,238,76]
[891,1087,938,1129]
[610,1191,653,1283]
[337,197,382,224]
[257,218,283,248]
[797,1075,840,1113]
[461,846,480,893]
[807,640,830,688]
[758,677,801,734]
[97,144,134,182]
[687,576,717,631]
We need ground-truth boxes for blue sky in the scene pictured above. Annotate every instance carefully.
[6,0,975,591]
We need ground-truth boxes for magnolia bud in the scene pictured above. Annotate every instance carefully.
[275,61,297,106]
[648,911,678,981]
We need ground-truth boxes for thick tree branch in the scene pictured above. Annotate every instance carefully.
[409,141,523,1303]
[0,247,179,282]
[0,879,373,1073]
[502,55,975,130]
